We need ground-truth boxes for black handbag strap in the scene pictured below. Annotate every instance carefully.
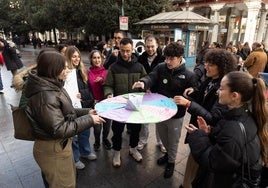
[238,122,252,181]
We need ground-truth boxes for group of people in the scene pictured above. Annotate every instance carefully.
[9,30,268,188]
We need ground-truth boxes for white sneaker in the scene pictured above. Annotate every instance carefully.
[75,161,85,169]
[112,150,121,167]
[81,153,97,160]
[129,147,142,162]
[137,142,146,151]
[0,90,3,94]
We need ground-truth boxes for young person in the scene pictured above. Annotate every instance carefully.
[24,51,104,187]
[132,42,197,178]
[64,46,97,169]
[176,49,237,187]
[103,38,147,168]
[88,50,112,150]
[186,71,268,187]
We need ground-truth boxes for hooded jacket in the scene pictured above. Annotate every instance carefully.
[25,71,94,140]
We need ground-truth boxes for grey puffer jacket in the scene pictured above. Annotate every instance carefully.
[25,71,94,140]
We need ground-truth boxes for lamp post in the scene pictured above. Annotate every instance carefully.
[121,0,124,16]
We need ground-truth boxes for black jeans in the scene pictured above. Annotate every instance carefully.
[111,121,141,151]
[94,118,112,144]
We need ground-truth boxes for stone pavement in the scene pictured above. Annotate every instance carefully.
[0,46,190,188]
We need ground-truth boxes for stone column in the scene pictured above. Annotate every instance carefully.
[244,1,261,45]
[210,4,225,43]
[256,5,267,42]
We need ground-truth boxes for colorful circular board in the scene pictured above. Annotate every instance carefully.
[95,92,178,124]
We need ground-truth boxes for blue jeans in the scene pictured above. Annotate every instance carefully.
[72,128,92,162]
[0,68,3,90]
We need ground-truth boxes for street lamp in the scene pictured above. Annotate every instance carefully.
[121,0,124,16]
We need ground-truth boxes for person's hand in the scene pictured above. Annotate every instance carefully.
[76,93,81,99]
[89,109,97,115]
[183,87,194,97]
[107,94,113,98]
[185,124,198,133]
[132,81,144,89]
[197,116,210,134]
[94,77,103,83]
[91,114,105,125]
[146,89,151,93]
[173,96,190,107]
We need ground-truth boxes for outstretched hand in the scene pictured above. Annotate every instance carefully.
[91,114,106,125]
[197,116,210,134]
[132,81,144,90]
[185,124,198,133]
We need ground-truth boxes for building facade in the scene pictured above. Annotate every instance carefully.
[172,0,268,47]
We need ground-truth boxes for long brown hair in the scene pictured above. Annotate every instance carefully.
[65,46,87,83]
[226,71,268,165]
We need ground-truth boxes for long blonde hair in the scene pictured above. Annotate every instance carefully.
[65,46,87,83]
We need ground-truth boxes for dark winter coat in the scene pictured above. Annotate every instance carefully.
[103,54,147,97]
[188,105,262,188]
[138,48,165,92]
[0,38,23,71]
[187,78,227,128]
[138,48,165,74]
[76,69,94,108]
[140,62,197,119]
[25,71,94,140]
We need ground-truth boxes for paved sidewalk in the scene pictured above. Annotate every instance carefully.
[0,46,190,188]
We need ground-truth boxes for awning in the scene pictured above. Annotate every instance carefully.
[136,11,210,24]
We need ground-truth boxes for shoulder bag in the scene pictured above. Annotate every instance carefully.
[11,105,35,141]
[239,122,260,188]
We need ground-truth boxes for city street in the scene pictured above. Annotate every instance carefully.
[0,45,190,188]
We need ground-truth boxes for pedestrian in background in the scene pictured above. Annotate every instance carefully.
[25,51,104,188]
[104,30,126,69]
[88,50,112,150]
[64,46,97,170]
[244,42,267,77]
[55,44,68,55]
[0,51,4,93]
[0,38,23,76]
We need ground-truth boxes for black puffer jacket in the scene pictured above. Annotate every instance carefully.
[76,69,94,108]
[140,62,197,118]
[188,78,227,127]
[25,71,94,140]
[188,105,262,188]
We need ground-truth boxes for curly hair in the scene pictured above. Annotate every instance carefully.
[163,42,184,57]
[204,49,237,79]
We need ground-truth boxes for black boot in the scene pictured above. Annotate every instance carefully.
[164,162,175,178]
[157,153,168,165]
[103,139,112,150]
